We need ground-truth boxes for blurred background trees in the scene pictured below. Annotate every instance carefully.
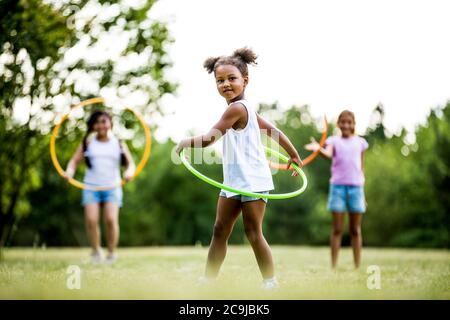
[0,0,176,248]
[10,100,450,249]
[1,1,448,249]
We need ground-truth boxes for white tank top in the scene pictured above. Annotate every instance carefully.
[222,99,274,197]
[83,135,121,187]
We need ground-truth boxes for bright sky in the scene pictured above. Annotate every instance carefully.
[148,0,450,142]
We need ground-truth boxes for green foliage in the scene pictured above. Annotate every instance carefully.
[259,105,332,244]
[120,141,219,246]
[0,0,73,247]
[363,102,450,247]
[11,102,450,248]
[6,99,449,248]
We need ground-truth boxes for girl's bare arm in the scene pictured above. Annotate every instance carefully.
[319,144,333,159]
[257,114,301,159]
[176,103,246,153]
[305,137,333,159]
[256,114,303,175]
[121,142,136,181]
[361,151,365,173]
[65,144,83,179]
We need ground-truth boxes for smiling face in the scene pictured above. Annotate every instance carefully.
[214,64,248,104]
[93,114,112,138]
[337,113,355,137]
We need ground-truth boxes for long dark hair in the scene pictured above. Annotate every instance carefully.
[83,110,128,168]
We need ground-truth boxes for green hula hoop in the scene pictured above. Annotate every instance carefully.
[179,146,308,200]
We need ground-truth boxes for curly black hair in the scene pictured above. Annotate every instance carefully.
[203,47,258,76]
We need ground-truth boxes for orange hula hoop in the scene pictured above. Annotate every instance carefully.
[268,116,328,170]
[50,97,152,191]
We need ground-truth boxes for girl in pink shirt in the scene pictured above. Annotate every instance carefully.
[306,110,368,269]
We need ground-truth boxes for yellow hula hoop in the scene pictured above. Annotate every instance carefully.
[50,97,152,191]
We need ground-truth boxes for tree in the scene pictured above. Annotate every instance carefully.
[0,0,73,248]
[363,103,450,247]
[365,103,387,145]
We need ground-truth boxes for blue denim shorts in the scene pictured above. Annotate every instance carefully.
[219,190,269,203]
[81,188,123,207]
[327,184,366,213]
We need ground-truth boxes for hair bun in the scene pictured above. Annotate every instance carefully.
[232,47,257,65]
[203,56,221,73]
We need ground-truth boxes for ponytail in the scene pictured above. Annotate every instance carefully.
[232,47,258,65]
[82,129,93,169]
[119,140,129,167]
[204,56,221,74]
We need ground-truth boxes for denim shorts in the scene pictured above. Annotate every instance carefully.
[327,184,366,213]
[81,187,123,207]
[219,190,269,203]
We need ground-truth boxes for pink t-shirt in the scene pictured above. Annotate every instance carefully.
[325,135,369,186]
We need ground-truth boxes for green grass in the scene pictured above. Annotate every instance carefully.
[0,246,449,299]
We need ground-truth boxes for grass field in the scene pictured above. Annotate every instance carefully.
[0,246,449,299]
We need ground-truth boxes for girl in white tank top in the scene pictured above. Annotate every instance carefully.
[222,99,274,197]
[65,110,135,265]
[177,48,303,289]
[83,135,122,187]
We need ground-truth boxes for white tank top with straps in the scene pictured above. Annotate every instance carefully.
[221,99,274,197]
[83,135,121,187]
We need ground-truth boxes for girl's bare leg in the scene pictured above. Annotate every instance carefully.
[242,200,274,279]
[205,197,241,279]
[330,212,344,269]
[84,203,101,252]
[349,213,363,269]
[103,202,120,255]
